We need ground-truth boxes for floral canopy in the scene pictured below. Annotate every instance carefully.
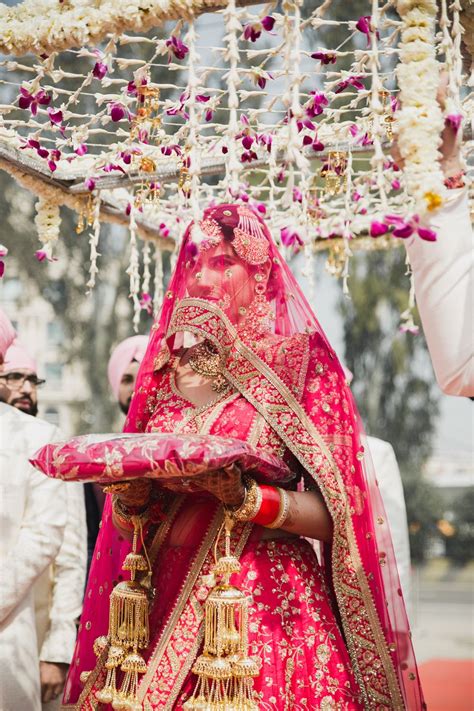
[0,0,471,323]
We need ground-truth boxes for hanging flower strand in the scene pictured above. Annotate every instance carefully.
[395,0,446,218]
[34,196,61,261]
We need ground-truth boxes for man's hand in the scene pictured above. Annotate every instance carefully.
[40,661,69,704]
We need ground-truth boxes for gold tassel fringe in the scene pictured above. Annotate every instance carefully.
[184,513,260,710]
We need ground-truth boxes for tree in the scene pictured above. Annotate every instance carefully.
[339,247,441,560]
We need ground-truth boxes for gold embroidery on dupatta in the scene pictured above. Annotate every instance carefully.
[167,300,404,709]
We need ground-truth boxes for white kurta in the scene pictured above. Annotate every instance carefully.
[0,404,66,711]
[35,482,87,711]
[406,187,473,397]
[367,436,411,608]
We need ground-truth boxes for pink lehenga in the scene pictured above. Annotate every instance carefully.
[62,204,425,711]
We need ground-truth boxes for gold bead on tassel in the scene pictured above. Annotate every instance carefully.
[92,513,152,710]
[184,513,261,710]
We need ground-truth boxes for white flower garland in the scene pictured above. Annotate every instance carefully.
[34,195,61,258]
[395,0,447,217]
[0,0,230,56]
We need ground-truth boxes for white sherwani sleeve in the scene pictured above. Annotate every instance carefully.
[405,188,474,396]
[0,459,66,625]
[38,483,87,665]
[367,437,411,609]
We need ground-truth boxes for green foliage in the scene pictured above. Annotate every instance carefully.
[340,248,439,473]
[444,488,474,564]
[402,472,444,564]
[339,248,441,561]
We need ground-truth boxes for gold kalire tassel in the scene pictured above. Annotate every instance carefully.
[184,513,260,711]
[94,516,151,711]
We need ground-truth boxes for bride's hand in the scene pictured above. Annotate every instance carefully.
[103,478,152,510]
[186,464,246,506]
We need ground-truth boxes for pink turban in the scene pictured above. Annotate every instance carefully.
[107,335,148,399]
[4,340,38,372]
[0,308,16,360]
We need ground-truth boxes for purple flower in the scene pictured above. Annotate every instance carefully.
[254,71,272,90]
[391,179,401,191]
[241,150,258,163]
[166,35,189,61]
[355,16,379,46]
[35,250,49,262]
[305,92,328,118]
[445,113,462,134]
[417,226,437,242]
[399,323,419,335]
[257,133,273,151]
[140,292,153,315]
[109,103,126,122]
[84,178,96,191]
[205,108,214,122]
[352,191,362,202]
[102,163,126,174]
[47,108,63,125]
[0,244,7,278]
[292,188,303,203]
[75,144,88,156]
[335,76,365,94]
[196,94,210,103]
[18,87,51,115]
[311,51,337,65]
[261,15,275,31]
[311,139,325,152]
[242,135,254,150]
[349,124,359,137]
[92,61,108,80]
[370,221,389,237]
[281,226,304,252]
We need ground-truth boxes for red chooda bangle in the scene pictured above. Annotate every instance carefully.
[252,484,281,526]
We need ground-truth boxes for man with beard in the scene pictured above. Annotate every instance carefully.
[1,338,87,710]
[107,335,148,415]
[84,335,148,568]
[0,310,67,711]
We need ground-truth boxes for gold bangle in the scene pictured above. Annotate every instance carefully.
[112,495,148,523]
[266,488,291,529]
[231,477,262,522]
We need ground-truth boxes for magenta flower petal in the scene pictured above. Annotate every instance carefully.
[261,15,275,31]
[391,179,401,190]
[35,250,48,262]
[311,51,337,65]
[84,178,96,191]
[370,221,389,237]
[196,94,210,103]
[18,95,32,109]
[110,103,126,122]
[417,226,437,242]
[312,140,325,151]
[37,147,49,159]
[75,144,88,156]
[393,225,414,239]
[47,108,63,125]
[445,113,462,134]
[93,61,108,80]
[242,135,254,149]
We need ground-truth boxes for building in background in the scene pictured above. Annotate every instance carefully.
[1,269,88,436]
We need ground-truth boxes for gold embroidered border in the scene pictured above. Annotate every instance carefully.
[137,506,225,699]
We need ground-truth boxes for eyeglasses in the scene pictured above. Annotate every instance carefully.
[0,372,46,388]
